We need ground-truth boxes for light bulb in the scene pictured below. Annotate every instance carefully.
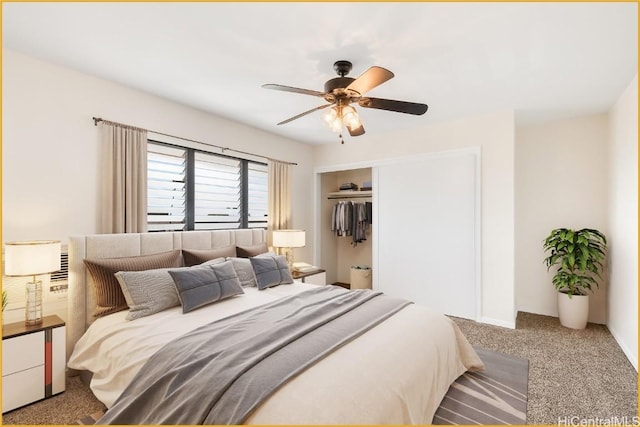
[342,106,361,129]
[322,107,343,133]
[322,107,337,125]
[329,117,342,132]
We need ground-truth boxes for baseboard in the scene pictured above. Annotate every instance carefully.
[479,316,516,329]
[607,324,638,371]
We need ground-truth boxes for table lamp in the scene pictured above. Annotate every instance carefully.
[4,240,61,326]
[272,230,305,269]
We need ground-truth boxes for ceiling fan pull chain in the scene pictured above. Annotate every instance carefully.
[339,133,345,144]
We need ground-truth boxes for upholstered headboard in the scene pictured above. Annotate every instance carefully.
[67,229,267,360]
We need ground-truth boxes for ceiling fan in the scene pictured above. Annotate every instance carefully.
[263,60,428,143]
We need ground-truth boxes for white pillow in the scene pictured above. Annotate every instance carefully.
[225,257,258,287]
[116,268,183,320]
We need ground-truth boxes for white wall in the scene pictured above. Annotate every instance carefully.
[515,114,609,324]
[606,74,638,370]
[314,111,516,328]
[2,49,315,321]
[2,49,314,244]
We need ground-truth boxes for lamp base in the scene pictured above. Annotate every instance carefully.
[25,281,43,326]
[284,248,294,270]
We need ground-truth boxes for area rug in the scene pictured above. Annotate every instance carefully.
[432,347,529,425]
[74,411,105,425]
[75,347,528,425]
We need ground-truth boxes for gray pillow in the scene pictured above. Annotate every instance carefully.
[182,245,237,266]
[114,257,226,320]
[255,251,277,258]
[200,257,227,266]
[226,257,258,287]
[169,261,244,313]
[249,255,294,290]
[115,268,184,320]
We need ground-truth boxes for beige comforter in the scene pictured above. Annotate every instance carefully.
[68,282,483,424]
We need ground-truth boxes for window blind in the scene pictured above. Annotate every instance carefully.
[147,144,187,232]
[194,152,241,230]
[247,162,268,229]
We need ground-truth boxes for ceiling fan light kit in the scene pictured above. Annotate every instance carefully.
[263,60,428,143]
[322,103,361,134]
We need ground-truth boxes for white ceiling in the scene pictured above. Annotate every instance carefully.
[3,2,637,145]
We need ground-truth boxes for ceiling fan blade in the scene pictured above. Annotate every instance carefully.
[262,84,325,97]
[359,97,428,115]
[346,66,394,95]
[347,123,365,137]
[277,103,333,125]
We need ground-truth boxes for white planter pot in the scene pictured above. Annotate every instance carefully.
[557,292,589,329]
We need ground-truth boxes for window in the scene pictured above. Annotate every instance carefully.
[147,141,268,232]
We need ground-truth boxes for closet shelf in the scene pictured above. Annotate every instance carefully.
[327,190,372,199]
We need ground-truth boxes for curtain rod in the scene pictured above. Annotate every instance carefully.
[92,117,298,166]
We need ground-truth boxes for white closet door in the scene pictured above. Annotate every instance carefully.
[374,150,478,319]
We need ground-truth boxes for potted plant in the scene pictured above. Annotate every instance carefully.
[543,228,607,329]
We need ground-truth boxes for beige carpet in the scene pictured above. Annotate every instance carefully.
[2,312,636,425]
[453,312,637,425]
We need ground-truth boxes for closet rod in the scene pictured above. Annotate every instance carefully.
[327,195,372,200]
[92,117,298,166]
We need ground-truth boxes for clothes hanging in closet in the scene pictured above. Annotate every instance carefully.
[331,201,372,246]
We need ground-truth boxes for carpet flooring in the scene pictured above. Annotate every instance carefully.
[1,312,636,425]
[453,312,637,425]
[433,347,528,424]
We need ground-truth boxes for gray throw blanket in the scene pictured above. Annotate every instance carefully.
[97,286,411,425]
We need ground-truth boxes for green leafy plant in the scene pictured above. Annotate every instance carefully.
[543,228,607,297]
[2,289,7,312]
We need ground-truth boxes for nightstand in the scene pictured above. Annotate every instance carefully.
[292,268,327,286]
[2,315,66,413]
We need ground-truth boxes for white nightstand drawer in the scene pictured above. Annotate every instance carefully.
[2,331,45,375]
[2,366,45,413]
[303,272,327,286]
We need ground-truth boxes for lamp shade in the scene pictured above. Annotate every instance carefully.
[4,240,61,277]
[272,230,305,248]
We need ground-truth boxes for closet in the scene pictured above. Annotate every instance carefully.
[374,151,479,319]
[315,148,480,321]
[319,168,372,287]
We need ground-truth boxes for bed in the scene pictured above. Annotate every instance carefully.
[66,229,483,425]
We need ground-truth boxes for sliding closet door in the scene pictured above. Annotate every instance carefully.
[374,149,479,319]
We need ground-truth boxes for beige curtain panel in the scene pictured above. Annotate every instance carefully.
[100,122,148,233]
[267,160,291,252]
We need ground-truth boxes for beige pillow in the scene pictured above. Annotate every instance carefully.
[84,250,182,317]
[182,245,237,266]
[236,242,269,258]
